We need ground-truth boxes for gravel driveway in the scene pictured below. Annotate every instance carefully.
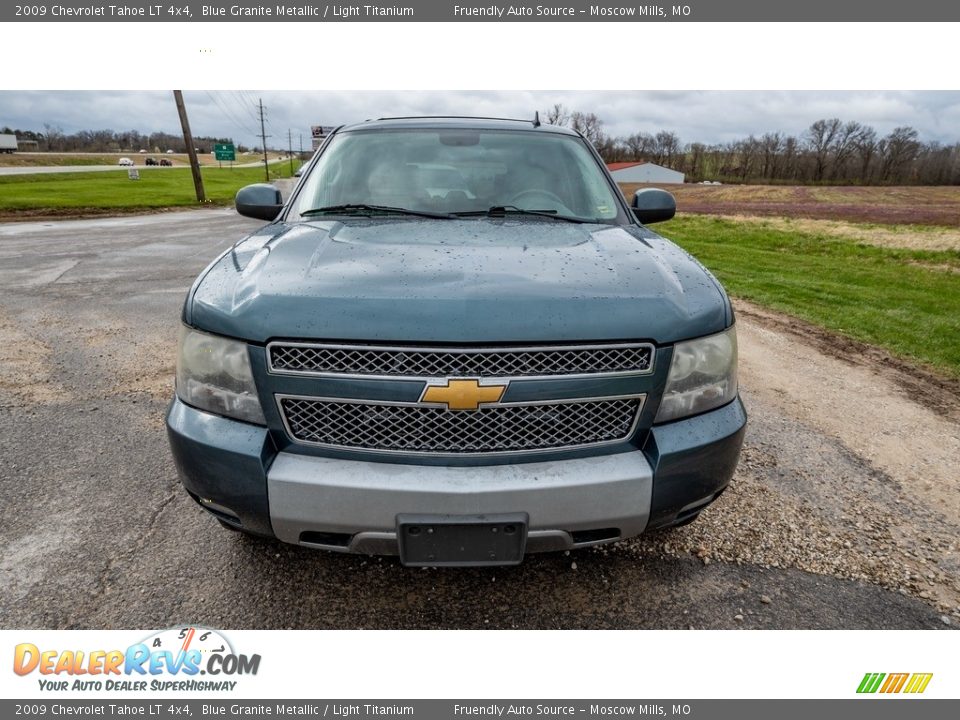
[0,208,957,629]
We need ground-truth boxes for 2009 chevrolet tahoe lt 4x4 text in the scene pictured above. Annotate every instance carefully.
[166,116,746,566]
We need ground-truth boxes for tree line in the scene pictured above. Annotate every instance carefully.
[7,112,959,185]
[1,126,247,155]
[544,105,960,185]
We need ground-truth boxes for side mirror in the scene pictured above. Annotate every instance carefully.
[631,188,676,224]
[236,183,283,221]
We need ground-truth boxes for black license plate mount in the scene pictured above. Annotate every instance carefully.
[397,513,528,567]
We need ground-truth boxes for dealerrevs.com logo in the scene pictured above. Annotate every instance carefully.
[857,673,933,694]
[13,627,261,692]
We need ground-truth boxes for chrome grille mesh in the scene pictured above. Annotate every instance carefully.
[279,397,643,454]
[269,343,654,377]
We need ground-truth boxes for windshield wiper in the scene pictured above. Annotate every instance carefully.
[300,204,454,219]
[453,206,590,223]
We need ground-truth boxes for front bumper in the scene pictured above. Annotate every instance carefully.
[269,450,652,554]
[166,395,746,556]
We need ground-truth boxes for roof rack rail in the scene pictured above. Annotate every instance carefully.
[375,115,545,127]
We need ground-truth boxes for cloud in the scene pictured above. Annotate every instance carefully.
[2,90,958,148]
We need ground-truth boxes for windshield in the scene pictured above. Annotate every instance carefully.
[292,128,624,223]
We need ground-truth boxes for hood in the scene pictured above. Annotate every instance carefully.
[188,218,728,345]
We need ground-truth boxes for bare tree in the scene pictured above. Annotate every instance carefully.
[806,118,844,181]
[593,136,626,163]
[42,123,64,152]
[880,126,921,183]
[544,103,570,127]
[760,132,783,179]
[686,142,706,180]
[736,135,761,181]
[781,136,800,180]
[830,121,865,180]
[624,132,654,161]
[570,111,605,147]
[850,126,877,183]
[653,131,682,168]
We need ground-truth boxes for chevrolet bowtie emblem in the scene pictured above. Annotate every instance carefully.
[421,379,507,411]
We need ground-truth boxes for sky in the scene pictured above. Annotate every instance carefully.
[2,90,959,149]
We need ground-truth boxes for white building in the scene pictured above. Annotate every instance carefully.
[607,161,684,184]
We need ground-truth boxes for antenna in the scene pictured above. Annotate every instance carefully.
[533,111,541,128]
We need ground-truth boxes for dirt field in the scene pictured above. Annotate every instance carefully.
[691,214,960,252]
[658,300,960,615]
[619,183,960,227]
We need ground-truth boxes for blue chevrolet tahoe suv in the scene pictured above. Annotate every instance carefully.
[166,116,746,566]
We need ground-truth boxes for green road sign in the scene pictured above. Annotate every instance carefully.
[214,143,236,161]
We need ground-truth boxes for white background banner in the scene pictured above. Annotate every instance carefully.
[2,630,955,699]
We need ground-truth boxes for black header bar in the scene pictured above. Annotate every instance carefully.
[6,1,960,22]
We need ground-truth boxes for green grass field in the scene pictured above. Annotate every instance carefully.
[658,215,960,377]
[0,162,301,213]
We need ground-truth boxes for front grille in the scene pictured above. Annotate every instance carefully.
[268,342,654,378]
[279,396,643,455]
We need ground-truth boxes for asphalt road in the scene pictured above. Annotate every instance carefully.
[0,158,285,175]
[0,208,955,630]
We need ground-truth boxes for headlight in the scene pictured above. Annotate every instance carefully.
[655,326,738,424]
[175,326,266,425]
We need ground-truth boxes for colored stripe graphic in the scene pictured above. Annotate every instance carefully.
[904,673,934,694]
[857,673,885,693]
[880,673,909,693]
[857,672,933,694]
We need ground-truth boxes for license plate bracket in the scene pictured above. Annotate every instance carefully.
[397,513,528,567]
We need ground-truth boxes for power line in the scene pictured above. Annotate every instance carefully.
[258,98,270,182]
[240,90,260,117]
[230,91,261,127]
[288,129,294,175]
[204,90,257,138]
[218,91,259,136]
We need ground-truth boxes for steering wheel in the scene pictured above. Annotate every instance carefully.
[508,189,566,208]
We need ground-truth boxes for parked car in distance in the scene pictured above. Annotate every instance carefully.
[167,116,746,567]
[145,157,158,166]
[159,158,173,166]
[118,157,134,166]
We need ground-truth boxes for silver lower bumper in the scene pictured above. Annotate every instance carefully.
[267,450,654,555]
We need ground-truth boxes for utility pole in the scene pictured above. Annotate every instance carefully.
[288,129,294,175]
[258,98,270,182]
[173,90,206,203]
[299,133,304,160]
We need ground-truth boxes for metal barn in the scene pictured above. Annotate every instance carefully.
[607,161,685,184]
